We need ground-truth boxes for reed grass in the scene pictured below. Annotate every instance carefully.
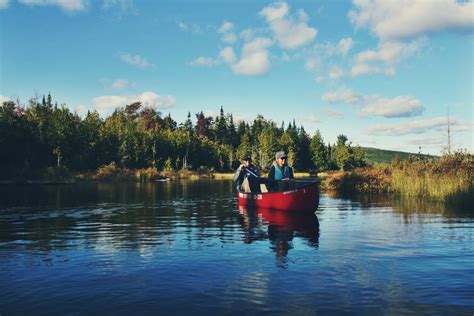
[390,151,473,205]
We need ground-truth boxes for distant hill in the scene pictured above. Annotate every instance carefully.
[360,147,436,165]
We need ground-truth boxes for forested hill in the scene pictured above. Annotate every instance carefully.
[1,95,434,179]
[361,147,437,164]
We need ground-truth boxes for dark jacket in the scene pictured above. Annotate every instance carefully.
[234,163,260,192]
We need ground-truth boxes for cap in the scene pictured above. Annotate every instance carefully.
[275,151,287,160]
[243,155,251,161]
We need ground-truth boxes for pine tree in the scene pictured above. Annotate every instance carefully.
[216,106,228,144]
[184,111,193,132]
[228,114,238,148]
[309,130,328,172]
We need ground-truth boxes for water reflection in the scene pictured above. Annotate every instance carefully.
[392,196,474,218]
[1,181,473,314]
[323,190,473,219]
[238,206,319,266]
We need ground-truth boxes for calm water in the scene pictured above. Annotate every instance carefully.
[0,180,473,315]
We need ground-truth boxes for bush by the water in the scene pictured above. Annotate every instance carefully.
[391,151,473,205]
[321,165,392,193]
[320,151,473,207]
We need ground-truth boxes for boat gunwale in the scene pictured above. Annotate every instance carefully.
[238,180,318,196]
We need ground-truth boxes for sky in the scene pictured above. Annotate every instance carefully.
[0,0,473,155]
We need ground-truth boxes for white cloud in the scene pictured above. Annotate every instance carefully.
[336,38,354,56]
[367,116,471,136]
[177,21,187,31]
[0,95,11,104]
[352,39,426,76]
[93,95,128,116]
[120,52,153,68]
[219,47,236,64]
[102,0,135,17]
[190,57,219,67]
[232,37,273,75]
[0,0,9,9]
[322,88,425,118]
[321,88,362,105]
[360,95,425,118]
[406,135,446,146]
[349,0,474,40]
[321,108,344,119]
[303,114,320,123]
[111,79,128,89]
[351,63,380,76]
[304,56,322,71]
[218,21,237,43]
[222,32,237,44]
[102,0,133,11]
[355,39,425,64]
[218,21,234,33]
[18,0,87,11]
[325,38,354,56]
[260,2,317,49]
[74,104,89,117]
[240,28,255,41]
[93,91,176,117]
[329,66,344,80]
[176,20,202,33]
[303,38,353,81]
[190,47,237,67]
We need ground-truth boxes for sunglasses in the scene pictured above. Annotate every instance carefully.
[280,157,287,160]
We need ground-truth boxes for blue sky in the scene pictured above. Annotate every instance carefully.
[0,0,472,155]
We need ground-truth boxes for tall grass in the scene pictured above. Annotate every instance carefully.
[391,151,473,205]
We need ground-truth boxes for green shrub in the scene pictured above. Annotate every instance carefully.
[391,151,473,202]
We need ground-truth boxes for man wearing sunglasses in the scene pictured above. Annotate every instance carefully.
[267,151,294,192]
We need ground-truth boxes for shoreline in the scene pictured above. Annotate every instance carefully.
[1,168,471,208]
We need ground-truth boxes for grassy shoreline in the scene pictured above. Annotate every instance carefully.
[2,152,471,208]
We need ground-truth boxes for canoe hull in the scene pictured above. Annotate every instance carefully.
[238,182,319,213]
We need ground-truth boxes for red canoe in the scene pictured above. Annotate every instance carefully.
[238,180,319,213]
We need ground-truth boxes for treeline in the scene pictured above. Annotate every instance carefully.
[0,94,365,179]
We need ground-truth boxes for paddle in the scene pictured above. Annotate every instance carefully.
[243,166,259,178]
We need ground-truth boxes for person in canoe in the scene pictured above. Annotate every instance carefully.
[234,155,261,193]
[267,150,294,191]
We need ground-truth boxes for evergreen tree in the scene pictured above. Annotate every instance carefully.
[236,130,251,163]
[297,126,312,170]
[216,106,228,144]
[310,130,328,171]
[228,114,238,149]
[257,124,279,169]
[183,111,193,132]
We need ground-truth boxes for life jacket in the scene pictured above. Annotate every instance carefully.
[272,162,291,180]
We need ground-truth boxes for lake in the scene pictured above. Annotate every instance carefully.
[0,180,473,315]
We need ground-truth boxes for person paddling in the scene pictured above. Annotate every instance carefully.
[267,151,294,191]
[234,155,260,192]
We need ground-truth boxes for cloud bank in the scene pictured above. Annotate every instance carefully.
[367,117,471,136]
[322,88,425,118]
[260,2,317,49]
[120,53,153,69]
[349,0,474,40]
[18,0,88,12]
[93,91,176,117]
[231,37,273,75]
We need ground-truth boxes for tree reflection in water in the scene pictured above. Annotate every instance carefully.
[238,206,319,266]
